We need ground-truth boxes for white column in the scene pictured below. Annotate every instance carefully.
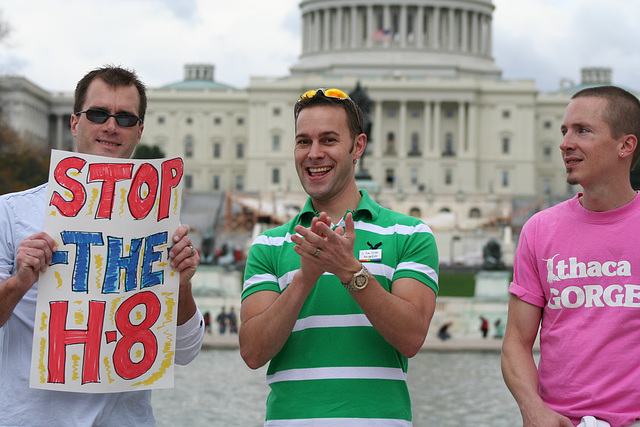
[416,5,424,48]
[56,114,64,150]
[383,5,391,47]
[323,8,331,50]
[458,102,467,153]
[336,7,343,49]
[399,5,407,48]
[432,7,440,49]
[314,11,322,52]
[423,102,432,153]
[433,101,441,154]
[471,12,479,54]
[398,101,407,158]
[461,9,468,52]
[373,101,383,157]
[366,5,374,47]
[468,102,477,155]
[301,13,309,53]
[486,15,493,56]
[448,8,455,50]
[350,6,358,48]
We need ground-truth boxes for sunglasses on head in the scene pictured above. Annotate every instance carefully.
[75,109,142,127]
[298,88,350,101]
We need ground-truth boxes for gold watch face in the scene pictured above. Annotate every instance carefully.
[352,268,369,290]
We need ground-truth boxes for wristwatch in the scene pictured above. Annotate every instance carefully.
[342,264,370,292]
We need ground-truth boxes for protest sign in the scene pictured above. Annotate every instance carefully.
[30,149,184,393]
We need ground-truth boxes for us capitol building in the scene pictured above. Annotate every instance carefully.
[0,0,628,266]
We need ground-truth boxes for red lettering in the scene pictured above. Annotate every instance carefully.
[88,163,134,219]
[47,300,105,384]
[128,163,159,220]
[113,292,160,380]
[50,157,87,217]
[158,158,183,221]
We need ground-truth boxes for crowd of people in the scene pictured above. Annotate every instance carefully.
[2,63,640,426]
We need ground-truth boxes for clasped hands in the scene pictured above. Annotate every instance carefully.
[291,212,361,284]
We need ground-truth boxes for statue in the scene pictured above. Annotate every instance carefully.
[482,238,505,270]
[349,82,373,180]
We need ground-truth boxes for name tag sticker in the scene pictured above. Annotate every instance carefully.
[359,249,382,262]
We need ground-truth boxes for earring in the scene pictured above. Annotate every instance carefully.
[353,158,358,164]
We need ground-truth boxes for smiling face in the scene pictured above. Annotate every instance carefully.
[294,105,365,205]
[70,78,143,159]
[560,96,623,188]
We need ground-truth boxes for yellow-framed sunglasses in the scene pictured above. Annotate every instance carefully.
[298,88,350,101]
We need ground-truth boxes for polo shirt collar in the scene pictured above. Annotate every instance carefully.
[297,190,380,227]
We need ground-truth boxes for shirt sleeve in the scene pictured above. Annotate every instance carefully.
[174,308,205,365]
[509,220,547,308]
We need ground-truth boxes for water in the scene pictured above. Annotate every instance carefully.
[152,349,522,426]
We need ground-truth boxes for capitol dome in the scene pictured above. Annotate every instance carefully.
[291,0,501,79]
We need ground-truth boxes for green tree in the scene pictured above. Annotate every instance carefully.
[132,144,165,159]
[0,126,50,195]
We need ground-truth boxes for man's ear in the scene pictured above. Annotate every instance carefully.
[621,134,637,158]
[70,114,78,137]
[354,133,367,160]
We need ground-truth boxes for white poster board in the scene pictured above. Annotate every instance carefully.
[30,149,184,393]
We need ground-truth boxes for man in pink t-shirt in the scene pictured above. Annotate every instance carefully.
[502,86,640,427]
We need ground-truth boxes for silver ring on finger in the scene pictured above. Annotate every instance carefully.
[313,247,321,257]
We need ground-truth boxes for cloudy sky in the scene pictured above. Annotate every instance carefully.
[0,0,638,93]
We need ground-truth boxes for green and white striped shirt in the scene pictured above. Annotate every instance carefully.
[242,191,439,426]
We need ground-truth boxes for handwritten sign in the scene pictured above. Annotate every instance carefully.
[30,149,184,393]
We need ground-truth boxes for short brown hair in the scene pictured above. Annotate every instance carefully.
[294,89,365,140]
[73,65,147,122]
[572,85,640,169]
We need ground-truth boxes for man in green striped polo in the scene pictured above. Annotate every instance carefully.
[239,88,439,426]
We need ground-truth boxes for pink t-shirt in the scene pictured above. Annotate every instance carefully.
[510,192,640,427]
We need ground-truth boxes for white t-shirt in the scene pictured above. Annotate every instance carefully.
[0,183,204,426]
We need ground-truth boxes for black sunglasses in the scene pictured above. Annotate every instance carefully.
[75,109,142,127]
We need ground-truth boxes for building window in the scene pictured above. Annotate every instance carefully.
[385,132,396,155]
[185,175,193,189]
[158,116,165,124]
[469,207,481,218]
[410,108,421,118]
[237,117,244,125]
[502,137,510,154]
[214,117,222,125]
[409,133,421,156]
[185,135,194,158]
[273,107,281,116]
[236,143,244,159]
[272,168,280,184]
[236,175,244,191]
[445,169,453,185]
[543,146,552,161]
[410,168,419,185]
[502,170,510,187]
[385,168,395,187]
[444,108,455,118]
[213,175,220,190]
[272,134,281,152]
[409,207,421,217]
[543,178,551,195]
[213,142,221,158]
[186,117,193,125]
[502,110,511,119]
[443,133,455,156]
[386,108,396,118]
[544,120,552,129]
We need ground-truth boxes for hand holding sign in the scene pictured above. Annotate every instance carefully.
[30,150,185,393]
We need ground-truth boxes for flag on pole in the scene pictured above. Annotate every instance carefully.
[371,29,392,42]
